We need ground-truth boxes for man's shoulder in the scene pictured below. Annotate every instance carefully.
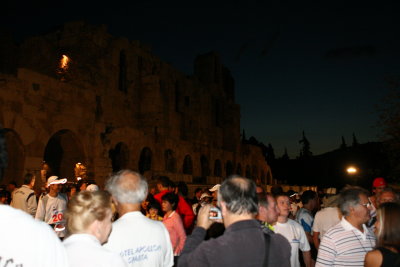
[113,212,166,232]
[323,222,344,238]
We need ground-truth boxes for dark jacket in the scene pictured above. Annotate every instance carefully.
[178,219,266,267]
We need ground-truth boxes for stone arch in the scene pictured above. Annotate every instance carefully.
[236,163,242,176]
[226,160,234,177]
[138,147,152,174]
[2,129,25,185]
[109,142,130,172]
[43,129,85,180]
[214,159,222,177]
[165,149,177,173]
[182,155,193,175]
[200,155,210,177]
[245,165,251,178]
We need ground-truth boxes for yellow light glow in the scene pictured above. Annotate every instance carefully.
[60,55,69,70]
[347,166,357,174]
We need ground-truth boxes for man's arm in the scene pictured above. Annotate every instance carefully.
[178,205,214,267]
[27,192,37,217]
[302,250,313,267]
[312,231,320,249]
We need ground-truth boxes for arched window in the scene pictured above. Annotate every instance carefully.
[236,163,242,176]
[214,159,222,177]
[109,142,129,172]
[138,147,152,174]
[183,155,193,175]
[200,155,210,177]
[226,160,234,177]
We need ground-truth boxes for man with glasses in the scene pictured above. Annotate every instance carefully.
[316,186,376,267]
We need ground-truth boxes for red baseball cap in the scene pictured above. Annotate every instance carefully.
[372,177,386,188]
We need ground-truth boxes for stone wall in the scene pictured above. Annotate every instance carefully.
[0,21,272,189]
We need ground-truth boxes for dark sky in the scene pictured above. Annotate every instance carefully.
[3,1,400,157]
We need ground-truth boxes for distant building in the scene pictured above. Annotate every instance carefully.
[0,21,272,189]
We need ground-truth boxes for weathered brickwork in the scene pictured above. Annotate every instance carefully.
[0,21,272,189]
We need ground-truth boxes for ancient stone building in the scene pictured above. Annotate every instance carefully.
[0,21,272,190]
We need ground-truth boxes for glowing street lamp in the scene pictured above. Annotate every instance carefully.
[346,166,357,174]
[346,166,359,185]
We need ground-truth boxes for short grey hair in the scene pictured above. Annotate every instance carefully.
[218,175,258,215]
[106,170,148,204]
[339,186,369,216]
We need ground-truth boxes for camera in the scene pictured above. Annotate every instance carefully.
[209,207,222,220]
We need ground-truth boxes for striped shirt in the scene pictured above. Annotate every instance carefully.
[316,217,376,267]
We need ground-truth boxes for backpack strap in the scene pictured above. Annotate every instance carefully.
[26,192,35,203]
[263,232,271,267]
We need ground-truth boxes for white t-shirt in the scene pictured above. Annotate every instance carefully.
[312,207,340,239]
[275,218,310,267]
[0,205,68,267]
[64,234,127,267]
[35,193,68,237]
[103,211,173,267]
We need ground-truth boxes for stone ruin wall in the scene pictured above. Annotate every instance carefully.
[0,21,272,191]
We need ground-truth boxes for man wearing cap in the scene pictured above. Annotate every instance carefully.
[367,177,387,228]
[35,176,68,238]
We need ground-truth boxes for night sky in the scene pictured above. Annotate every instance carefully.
[3,1,400,157]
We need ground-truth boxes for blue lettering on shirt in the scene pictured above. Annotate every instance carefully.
[121,244,162,263]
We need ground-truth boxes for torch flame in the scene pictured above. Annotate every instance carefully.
[60,55,69,70]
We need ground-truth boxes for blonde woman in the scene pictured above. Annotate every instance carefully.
[63,191,126,267]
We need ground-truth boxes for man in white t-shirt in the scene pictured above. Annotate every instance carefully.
[0,205,68,267]
[35,176,68,237]
[274,193,312,267]
[103,170,173,267]
[11,173,37,216]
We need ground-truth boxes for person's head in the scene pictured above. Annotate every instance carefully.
[0,189,8,204]
[217,176,258,216]
[275,193,291,218]
[210,184,220,203]
[161,192,179,213]
[148,201,161,217]
[66,191,112,244]
[194,188,203,199]
[256,185,265,195]
[301,190,318,210]
[7,181,17,192]
[23,173,35,188]
[156,176,170,192]
[376,187,398,207]
[176,181,188,197]
[258,193,279,224]
[199,192,212,204]
[47,176,67,195]
[372,177,387,195]
[106,170,148,205]
[375,202,400,250]
[168,180,176,193]
[79,182,88,192]
[270,185,283,197]
[339,186,371,224]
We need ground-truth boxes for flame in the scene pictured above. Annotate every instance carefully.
[60,55,69,70]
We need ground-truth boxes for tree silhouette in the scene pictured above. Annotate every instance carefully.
[340,136,347,150]
[281,147,289,160]
[352,133,359,147]
[266,143,276,162]
[299,131,312,158]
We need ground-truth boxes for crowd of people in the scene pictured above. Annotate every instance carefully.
[1,172,400,267]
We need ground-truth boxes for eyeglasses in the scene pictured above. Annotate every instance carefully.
[360,202,372,208]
